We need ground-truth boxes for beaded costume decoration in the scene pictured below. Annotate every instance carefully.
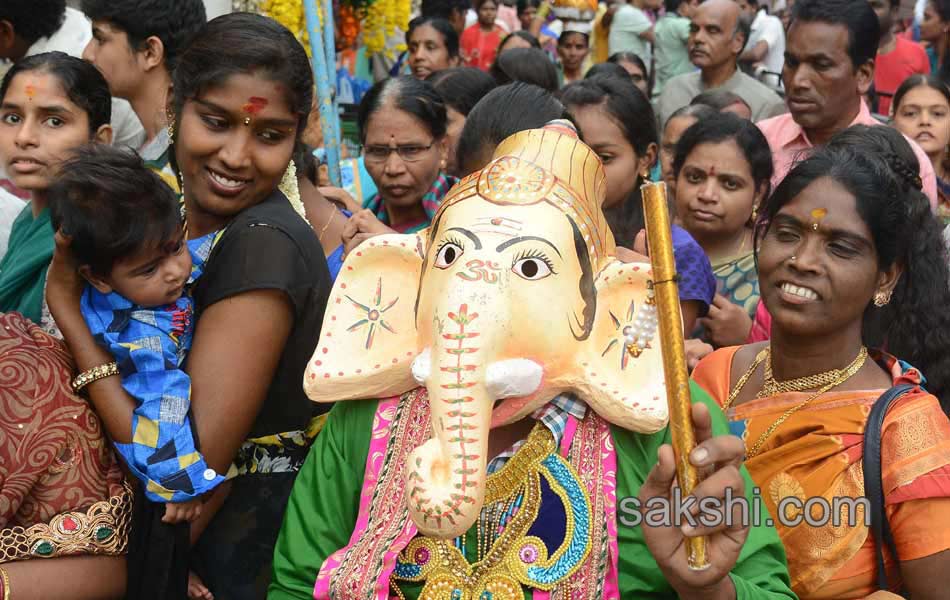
[391,424,593,599]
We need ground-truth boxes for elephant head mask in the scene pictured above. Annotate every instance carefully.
[304,121,669,540]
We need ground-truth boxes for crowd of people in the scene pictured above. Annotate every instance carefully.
[0,0,949,599]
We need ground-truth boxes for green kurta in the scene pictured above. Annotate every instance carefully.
[269,383,796,599]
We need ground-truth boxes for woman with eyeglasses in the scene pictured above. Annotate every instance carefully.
[342,76,458,257]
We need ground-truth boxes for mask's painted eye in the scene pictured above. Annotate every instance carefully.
[512,257,553,280]
[435,242,463,268]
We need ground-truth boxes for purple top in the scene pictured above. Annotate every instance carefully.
[672,224,716,316]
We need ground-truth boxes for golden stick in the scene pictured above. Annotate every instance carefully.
[639,180,709,571]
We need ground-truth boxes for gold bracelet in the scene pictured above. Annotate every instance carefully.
[0,565,11,600]
[71,362,119,393]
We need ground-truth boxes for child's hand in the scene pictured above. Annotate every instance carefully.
[188,571,214,600]
[162,498,202,524]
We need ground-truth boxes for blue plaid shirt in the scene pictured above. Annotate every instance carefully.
[80,230,225,503]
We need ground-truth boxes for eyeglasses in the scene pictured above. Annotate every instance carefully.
[363,142,435,163]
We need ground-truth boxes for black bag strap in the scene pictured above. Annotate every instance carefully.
[862,383,914,590]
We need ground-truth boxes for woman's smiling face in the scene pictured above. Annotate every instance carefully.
[757,176,890,339]
[175,72,299,223]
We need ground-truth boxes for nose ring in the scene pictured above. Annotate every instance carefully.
[789,255,796,262]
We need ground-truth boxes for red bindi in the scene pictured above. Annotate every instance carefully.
[241,96,268,115]
[25,84,36,100]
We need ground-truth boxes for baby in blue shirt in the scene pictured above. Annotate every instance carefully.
[49,145,225,525]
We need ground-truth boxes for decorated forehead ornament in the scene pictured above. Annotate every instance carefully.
[434,118,615,263]
[810,207,827,231]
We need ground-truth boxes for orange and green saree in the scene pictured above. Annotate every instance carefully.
[693,347,950,599]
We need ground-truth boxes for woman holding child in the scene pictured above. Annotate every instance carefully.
[46,13,331,600]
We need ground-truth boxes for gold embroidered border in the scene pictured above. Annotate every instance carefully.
[0,482,132,563]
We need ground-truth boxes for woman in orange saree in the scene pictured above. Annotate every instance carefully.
[693,131,950,599]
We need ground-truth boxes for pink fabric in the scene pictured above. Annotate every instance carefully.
[313,394,426,600]
[600,418,621,600]
[497,4,520,33]
[746,300,772,343]
[757,101,939,210]
[541,412,621,600]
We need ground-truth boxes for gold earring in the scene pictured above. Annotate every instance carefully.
[166,112,176,142]
[873,290,892,307]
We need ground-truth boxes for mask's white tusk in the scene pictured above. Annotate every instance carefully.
[485,359,543,399]
[411,347,432,386]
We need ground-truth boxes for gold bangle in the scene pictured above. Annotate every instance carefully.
[0,565,11,600]
[71,362,119,393]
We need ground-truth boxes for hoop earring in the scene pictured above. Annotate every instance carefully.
[873,290,892,307]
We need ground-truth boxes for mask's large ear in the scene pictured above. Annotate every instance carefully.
[304,232,427,402]
[573,259,669,433]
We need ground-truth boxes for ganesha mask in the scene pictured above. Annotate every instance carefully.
[304,122,669,540]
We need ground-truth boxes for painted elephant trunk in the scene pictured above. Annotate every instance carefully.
[406,284,519,539]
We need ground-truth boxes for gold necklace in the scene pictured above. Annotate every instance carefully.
[722,348,768,411]
[318,208,337,243]
[724,346,868,459]
[760,346,869,398]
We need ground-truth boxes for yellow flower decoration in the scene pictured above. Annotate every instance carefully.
[261,0,313,56]
[362,0,410,57]
[255,0,409,60]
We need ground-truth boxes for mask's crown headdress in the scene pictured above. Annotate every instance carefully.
[435,119,615,262]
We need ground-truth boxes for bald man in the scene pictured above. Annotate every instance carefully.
[656,0,785,126]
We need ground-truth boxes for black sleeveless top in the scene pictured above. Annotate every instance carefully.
[191,189,331,437]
